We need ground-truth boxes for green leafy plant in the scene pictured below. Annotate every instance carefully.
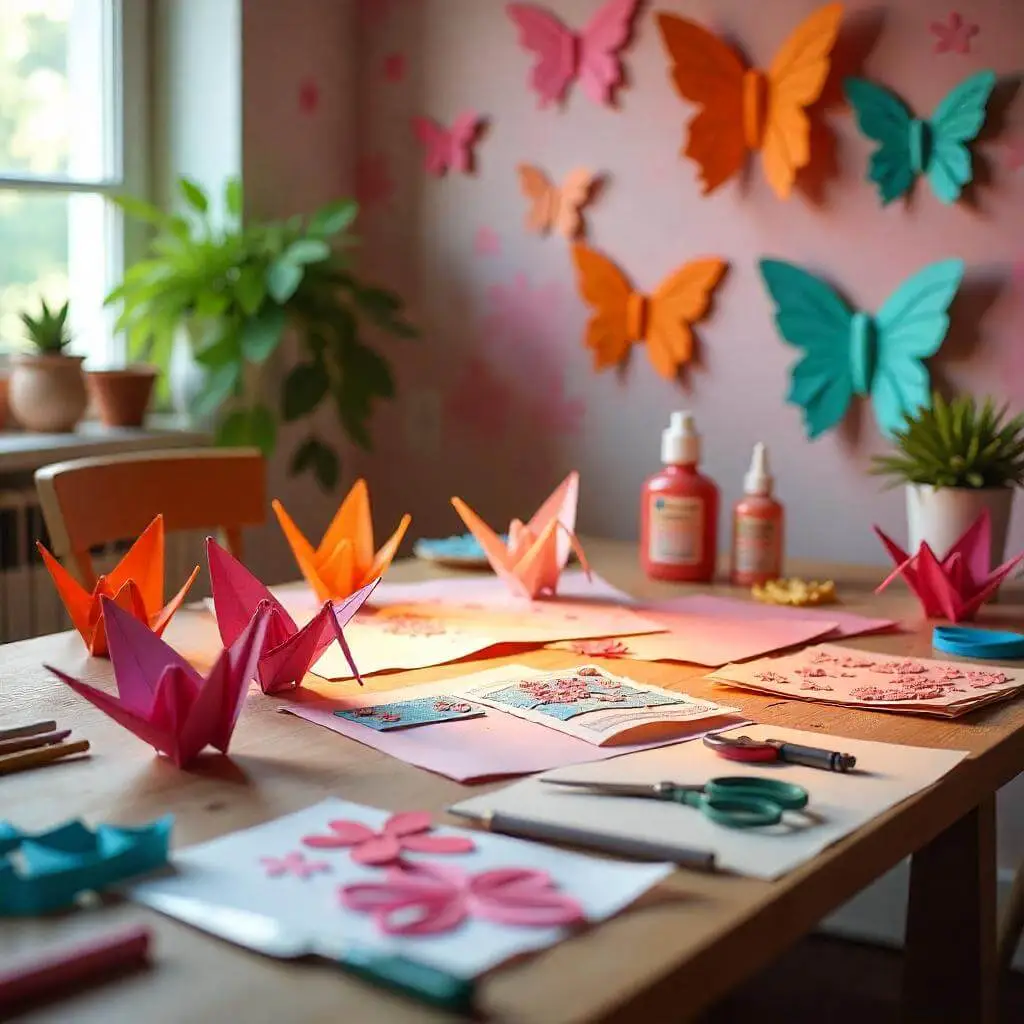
[105,177,416,490]
[21,299,72,355]
[871,393,1024,489]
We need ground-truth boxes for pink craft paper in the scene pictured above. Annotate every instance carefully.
[302,811,475,866]
[930,11,979,54]
[411,112,483,176]
[207,537,377,693]
[340,862,584,935]
[45,597,269,768]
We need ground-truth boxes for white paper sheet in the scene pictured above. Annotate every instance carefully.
[450,727,969,880]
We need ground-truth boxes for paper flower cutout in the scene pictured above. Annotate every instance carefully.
[37,514,200,657]
[341,862,585,935]
[875,509,1024,622]
[383,52,406,82]
[412,112,484,177]
[260,852,331,879]
[273,478,410,603]
[302,811,475,866]
[930,12,979,54]
[473,226,501,256]
[517,165,597,239]
[354,152,395,209]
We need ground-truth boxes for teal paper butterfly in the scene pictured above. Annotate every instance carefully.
[758,258,965,440]
[844,71,996,205]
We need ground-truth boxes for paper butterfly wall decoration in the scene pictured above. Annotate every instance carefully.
[506,0,641,109]
[412,112,484,176]
[844,71,996,205]
[37,514,199,657]
[571,244,727,379]
[758,257,965,439]
[656,3,843,199]
[517,165,597,239]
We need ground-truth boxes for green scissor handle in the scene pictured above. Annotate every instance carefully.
[673,776,810,829]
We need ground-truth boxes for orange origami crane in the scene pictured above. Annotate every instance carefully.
[272,479,411,603]
[36,514,200,657]
[450,471,590,599]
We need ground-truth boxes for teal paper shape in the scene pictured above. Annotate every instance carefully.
[758,258,965,440]
[845,71,996,206]
[0,816,172,915]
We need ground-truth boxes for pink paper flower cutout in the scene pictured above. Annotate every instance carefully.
[260,852,331,879]
[383,52,406,82]
[354,153,395,210]
[298,79,320,114]
[473,225,501,256]
[302,811,475,866]
[340,862,585,935]
[930,12,979,54]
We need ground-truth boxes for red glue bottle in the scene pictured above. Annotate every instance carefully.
[640,411,719,582]
[730,442,784,586]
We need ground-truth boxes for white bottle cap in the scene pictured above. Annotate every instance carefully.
[744,442,773,495]
[661,410,700,465]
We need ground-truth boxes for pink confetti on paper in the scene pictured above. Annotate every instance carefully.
[302,811,475,866]
[800,680,834,691]
[443,357,513,440]
[298,79,320,114]
[473,225,502,257]
[966,669,1009,688]
[354,152,395,210]
[383,52,406,82]
[930,12,979,54]
[568,638,631,657]
[260,852,331,879]
[794,667,832,679]
[755,671,790,684]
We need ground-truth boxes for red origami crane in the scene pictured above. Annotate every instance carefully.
[874,510,1024,622]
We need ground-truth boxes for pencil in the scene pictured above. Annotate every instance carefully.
[0,720,57,742]
[0,740,90,776]
[0,729,71,757]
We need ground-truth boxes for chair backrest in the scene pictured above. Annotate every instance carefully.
[35,447,266,587]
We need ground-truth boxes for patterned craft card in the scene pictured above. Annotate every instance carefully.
[462,665,739,746]
[334,696,486,732]
[710,643,1024,718]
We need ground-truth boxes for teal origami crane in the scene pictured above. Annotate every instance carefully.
[844,71,996,206]
[759,258,965,439]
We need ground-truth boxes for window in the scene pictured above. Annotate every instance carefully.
[0,0,147,365]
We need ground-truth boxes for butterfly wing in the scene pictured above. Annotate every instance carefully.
[927,71,996,204]
[517,164,556,233]
[646,259,727,379]
[655,14,747,195]
[871,259,965,436]
[759,259,856,439]
[411,117,451,176]
[762,3,843,199]
[506,3,577,108]
[447,112,481,174]
[570,244,634,371]
[553,168,595,239]
[844,78,916,205]
[577,0,641,106]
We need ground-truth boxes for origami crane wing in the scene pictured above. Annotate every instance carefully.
[524,471,580,574]
[104,514,165,611]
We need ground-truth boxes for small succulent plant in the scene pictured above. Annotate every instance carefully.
[21,299,72,355]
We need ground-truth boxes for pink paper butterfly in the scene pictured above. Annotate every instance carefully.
[506,0,642,109]
[411,112,484,177]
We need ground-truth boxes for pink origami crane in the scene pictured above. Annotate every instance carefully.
[450,471,590,599]
[874,510,1024,622]
[206,538,378,694]
[45,597,270,768]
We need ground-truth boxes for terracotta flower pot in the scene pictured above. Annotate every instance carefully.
[9,352,87,432]
[86,365,159,427]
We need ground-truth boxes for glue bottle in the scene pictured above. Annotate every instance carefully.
[730,442,784,586]
[640,411,719,582]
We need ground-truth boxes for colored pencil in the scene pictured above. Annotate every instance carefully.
[0,720,57,742]
[0,729,72,757]
[0,739,90,776]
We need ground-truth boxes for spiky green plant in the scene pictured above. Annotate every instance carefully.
[20,299,72,355]
[871,393,1024,489]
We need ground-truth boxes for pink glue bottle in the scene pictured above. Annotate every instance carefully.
[730,442,784,586]
[640,411,719,582]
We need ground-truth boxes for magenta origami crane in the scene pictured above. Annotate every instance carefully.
[45,596,270,768]
[206,537,378,694]
[874,510,1024,622]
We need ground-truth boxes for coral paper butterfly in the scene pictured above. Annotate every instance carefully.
[411,112,483,176]
[517,165,596,238]
[506,0,641,108]
[571,244,727,379]
[656,3,843,199]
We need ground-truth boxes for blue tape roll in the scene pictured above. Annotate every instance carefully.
[932,625,1024,660]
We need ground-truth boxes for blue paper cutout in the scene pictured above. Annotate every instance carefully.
[334,696,486,732]
[482,680,691,722]
[758,257,965,439]
[413,533,508,564]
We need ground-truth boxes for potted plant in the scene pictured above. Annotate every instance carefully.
[105,177,416,490]
[8,299,88,433]
[872,393,1024,567]
[85,363,159,428]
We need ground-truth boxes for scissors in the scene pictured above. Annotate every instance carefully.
[541,775,809,829]
[703,733,857,772]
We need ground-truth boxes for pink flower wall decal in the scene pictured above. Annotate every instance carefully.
[473,225,501,256]
[260,852,331,879]
[354,153,395,209]
[443,357,513,440]
[930,12,979,54]
[383,52,406,83]
[298,79,320,114]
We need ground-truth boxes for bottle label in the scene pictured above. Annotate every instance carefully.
[733,515,780,576]
[648,495,704,566]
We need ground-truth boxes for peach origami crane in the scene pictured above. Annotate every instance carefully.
[272,479,410,603]
[450,471,590,599]
[36,515,200,657]
[45,596,270,768]
[206,537,378,693]
[875,510,1024,622]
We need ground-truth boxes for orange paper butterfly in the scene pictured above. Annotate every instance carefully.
[571,244,727,380]
[656,3,843,200]
[517,165,596,239]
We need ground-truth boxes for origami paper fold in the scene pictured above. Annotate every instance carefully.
[272,479,410,603]
[451,472,590,599]
[874,510,1024,622]
[46,596,271,768]
[37,514,200,657]
[206,537,378,693]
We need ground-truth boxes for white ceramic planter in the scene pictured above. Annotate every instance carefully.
[8,353,87,432]
[905,484,1014,566]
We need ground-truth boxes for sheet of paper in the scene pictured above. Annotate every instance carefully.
[282,666,749,782]
[451,726,969,880]
[710,643,1024,717]
[127,799,672,978]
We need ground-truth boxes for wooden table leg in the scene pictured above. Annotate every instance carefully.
[903,798,997,1023]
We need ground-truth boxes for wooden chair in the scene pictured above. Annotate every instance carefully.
[34,448,266,588]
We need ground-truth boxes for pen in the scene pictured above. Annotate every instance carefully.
[765,738,856,773]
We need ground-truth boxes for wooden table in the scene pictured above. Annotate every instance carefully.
[3,539,1024,1024]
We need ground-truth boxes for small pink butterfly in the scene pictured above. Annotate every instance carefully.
[930,12,979,55]
[473,226,501,256]
[506,0,642,109]
[411,112,484,177]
